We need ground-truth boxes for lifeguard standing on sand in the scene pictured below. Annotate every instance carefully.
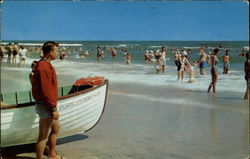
[32,41,67,159]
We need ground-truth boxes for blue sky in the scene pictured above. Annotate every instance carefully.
[1,1,249,41]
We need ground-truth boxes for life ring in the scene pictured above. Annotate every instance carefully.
[74,76,105,86]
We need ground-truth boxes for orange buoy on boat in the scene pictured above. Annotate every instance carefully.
[74,76,105,86]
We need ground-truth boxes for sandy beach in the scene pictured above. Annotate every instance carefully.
[1,74,249,159]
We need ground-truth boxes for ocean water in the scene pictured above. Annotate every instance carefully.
[4,40,249,65]
[50,41,248,66]
[1,40,248,94]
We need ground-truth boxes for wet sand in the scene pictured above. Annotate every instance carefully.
[1,81,249,159]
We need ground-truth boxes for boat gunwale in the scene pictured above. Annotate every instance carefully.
[1,80,109,110]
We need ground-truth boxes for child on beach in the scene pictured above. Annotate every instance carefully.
[188,61,197,83]
[155,59,162,74]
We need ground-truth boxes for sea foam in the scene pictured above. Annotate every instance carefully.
[1,57,246,94]
[53,59,246,93]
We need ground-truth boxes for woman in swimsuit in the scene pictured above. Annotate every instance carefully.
[207,48,220,93]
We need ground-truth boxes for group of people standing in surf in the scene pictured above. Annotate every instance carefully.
[144,46,231,83]
[142,46,249,99]
[0,43,29,67]
[93,44,249,99]
[96,46,132,65]
[1,42,249,100]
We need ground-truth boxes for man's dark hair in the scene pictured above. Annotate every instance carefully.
[42,41,58,55]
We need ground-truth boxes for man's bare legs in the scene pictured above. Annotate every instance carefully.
[36,118,54,159]
[48,120,60,159]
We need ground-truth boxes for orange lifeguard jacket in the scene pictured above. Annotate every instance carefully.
[74,76,105,86]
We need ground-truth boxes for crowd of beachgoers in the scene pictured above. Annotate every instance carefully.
[1,42,249,100]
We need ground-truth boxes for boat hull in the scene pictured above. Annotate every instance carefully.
[1,81,108,147]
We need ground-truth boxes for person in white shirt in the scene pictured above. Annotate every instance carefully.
[19,46,28,67]
[182,49,187,56]
[161,46,167,73]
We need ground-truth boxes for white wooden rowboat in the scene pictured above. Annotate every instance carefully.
[1,80,109,147]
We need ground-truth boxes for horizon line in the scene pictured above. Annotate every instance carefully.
[1,40,249,42]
